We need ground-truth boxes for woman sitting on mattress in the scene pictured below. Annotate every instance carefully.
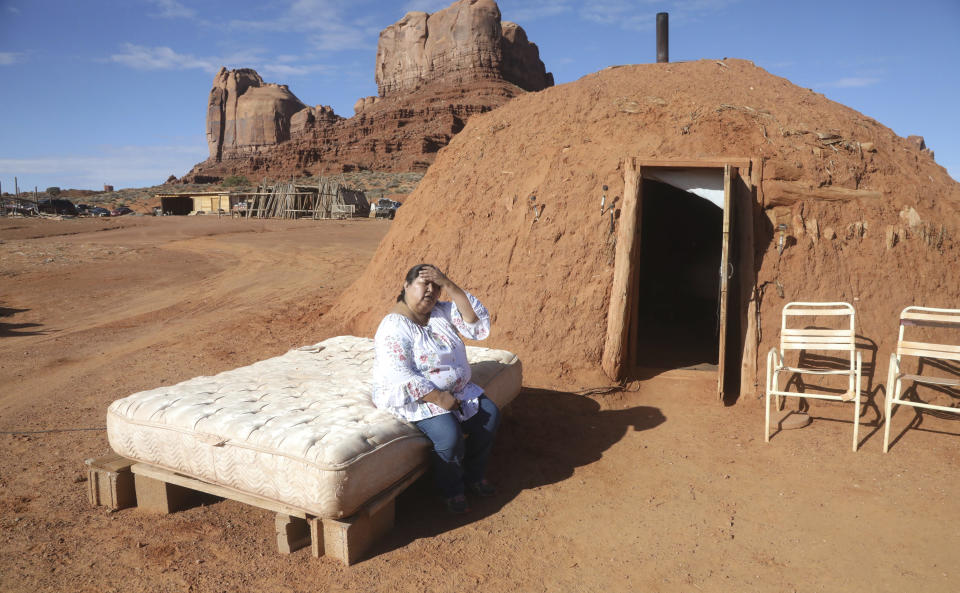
[372,263,500,514]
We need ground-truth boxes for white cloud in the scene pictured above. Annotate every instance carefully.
[108,43,333,82]
[259,63,332,77]
[215,48,271,69]
[818,76,882,88]
[0,144,209,190]
[7,5,20,14]
[147,0,197,19]
[308,26,375,52]
[230,0,342,32]
[0,52,23,65]
[110,44,218,71]
[229,0,376,52]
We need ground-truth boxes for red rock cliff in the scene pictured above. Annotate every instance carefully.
[206,68,318,161]
[374,0,551,97]
[183,0,551,182]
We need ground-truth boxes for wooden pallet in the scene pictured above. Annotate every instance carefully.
[85,454,425,565]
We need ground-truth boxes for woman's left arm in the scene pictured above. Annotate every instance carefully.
[420,266,476,323]
[419,266,490,339]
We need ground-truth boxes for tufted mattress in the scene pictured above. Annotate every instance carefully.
[107,335,522,519]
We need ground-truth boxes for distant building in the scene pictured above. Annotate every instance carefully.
[154,191,238,215]
[104,184,114,192]
[156,182,369,218]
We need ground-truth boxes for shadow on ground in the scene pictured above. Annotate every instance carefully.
[376,387,665,557]
[0,306,46,337]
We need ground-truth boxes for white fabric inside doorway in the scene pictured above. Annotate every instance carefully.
[646,168,724,209]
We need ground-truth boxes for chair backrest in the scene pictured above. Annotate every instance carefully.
[780,302,856,359]
[897,306,960,362]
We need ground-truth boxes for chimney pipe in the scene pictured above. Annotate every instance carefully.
[656,12,669,63]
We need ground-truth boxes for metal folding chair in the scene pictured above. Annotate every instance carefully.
[765,302,862,451]
[883,306,960,452]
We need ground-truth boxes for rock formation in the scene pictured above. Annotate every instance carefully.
[907,135,934,159]
[500,21,553,92]
[206,67,342,161]
[374,0,551,96]
[184,0,552,182]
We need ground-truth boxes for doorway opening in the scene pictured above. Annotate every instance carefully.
[159,196,193,215]
[603,158,753,401]
[633,177,723,371]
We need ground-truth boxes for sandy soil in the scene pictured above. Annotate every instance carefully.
[1,216,958,593]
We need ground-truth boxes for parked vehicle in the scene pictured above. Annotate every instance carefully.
[3,201,38,216]
[89,207,111,217]
[374,198,401,219]
[76,204,92,214]
[111,207,134,217]
[37,198,79,216]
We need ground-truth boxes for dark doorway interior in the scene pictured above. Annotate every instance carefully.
[161,196,193,215]
[633,178,723,370]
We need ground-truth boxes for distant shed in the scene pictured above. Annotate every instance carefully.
[320,181,370,218]
[155,192,240,215]
[244,178,370,218]
[156,180,370,218]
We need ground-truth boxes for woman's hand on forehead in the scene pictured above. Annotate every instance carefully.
[418,266,449,288]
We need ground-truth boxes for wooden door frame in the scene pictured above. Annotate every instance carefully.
[602,157,757,402]
[717,164,735,400]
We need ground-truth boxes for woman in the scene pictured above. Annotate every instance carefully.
[372,264,500,514]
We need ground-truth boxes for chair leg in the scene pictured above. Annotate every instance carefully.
[883,380,897,452]
[852,355,862,452]
[883,355,900,453]
[776,375,786,411]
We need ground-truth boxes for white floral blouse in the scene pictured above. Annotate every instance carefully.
[372,291,491,422]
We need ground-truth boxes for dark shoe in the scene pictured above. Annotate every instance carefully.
[445,494,470,514]
[467,480,497,498]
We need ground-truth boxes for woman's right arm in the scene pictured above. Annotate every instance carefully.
[422,389,459,411]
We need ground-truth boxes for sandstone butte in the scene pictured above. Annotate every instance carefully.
[182,0,552,183]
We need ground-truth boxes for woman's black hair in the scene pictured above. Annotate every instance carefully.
[397,263,432,302]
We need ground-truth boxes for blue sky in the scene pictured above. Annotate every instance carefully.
[1,0,958,191]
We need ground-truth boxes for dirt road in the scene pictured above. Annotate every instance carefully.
[1,216,957,592]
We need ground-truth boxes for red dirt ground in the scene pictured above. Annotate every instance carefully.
[1,216,958,592]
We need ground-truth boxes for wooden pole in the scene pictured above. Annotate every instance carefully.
[717,165,734,401]
[741,158,763,397]
[602,157,641,380]
[762,181,881,207]
[15,176,19,198]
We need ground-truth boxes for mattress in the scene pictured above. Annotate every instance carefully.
[107,335,522,518]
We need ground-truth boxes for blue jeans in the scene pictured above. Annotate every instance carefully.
[414,395,500,498]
